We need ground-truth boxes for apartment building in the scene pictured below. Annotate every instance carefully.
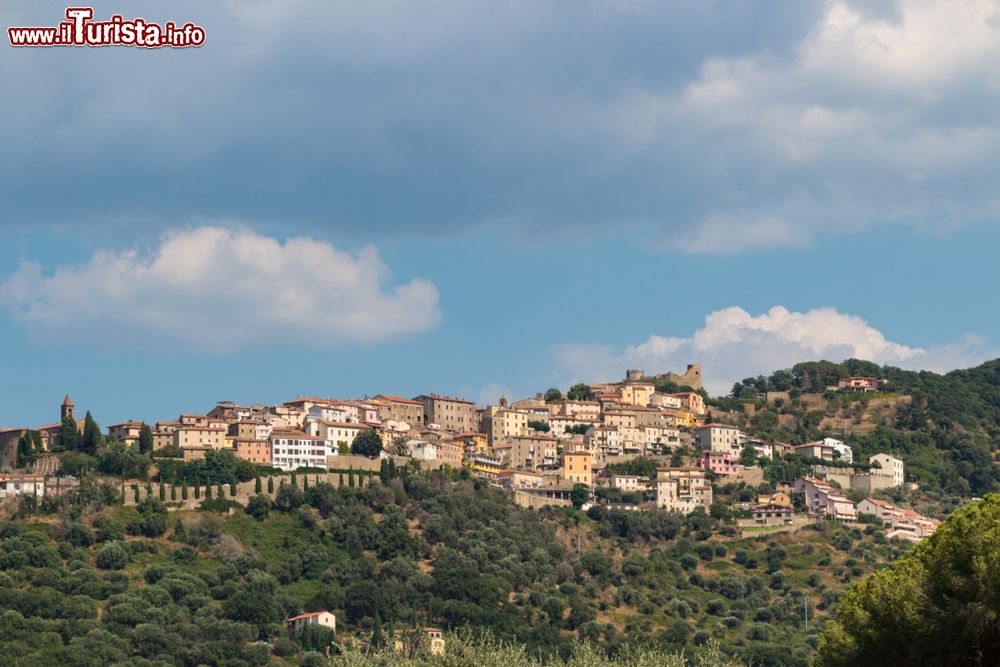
[869,453,905,487]
[694,424,746,455]
[700,450,740,477]
[370,395,426,428]
[270,430,331,471]
[561,451,593,486]
[655,467,712,514]
[415,394,476,432]
[794,476,857,521]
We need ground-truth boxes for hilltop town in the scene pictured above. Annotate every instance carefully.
[0,362,937,543]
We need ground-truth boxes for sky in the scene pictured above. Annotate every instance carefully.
[1,0,999,426]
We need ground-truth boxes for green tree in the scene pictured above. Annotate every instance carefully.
[158,483,166,501]
[544,388,563,403]
[351,429,383,458]
[254,474,262,494]
[739,442,759,467]
[815,495,1000,666]
[60,415,80,451]
[267,476,274,493]
[138,423,154,454]
[371,612,386,649]
[246,494,272,521]
[80,411,102,454]
[229,481,237,497]
[181,483,188,500]
[567,383,590,401]
[570,484,589,510]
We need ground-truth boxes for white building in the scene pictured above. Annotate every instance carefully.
[286,611,336,635]
[270,430,331,471]
[869,453,905,487]
[655,468,712,514]
[0,475,45,499]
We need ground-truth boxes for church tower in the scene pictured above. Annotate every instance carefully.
[61,394,74,421]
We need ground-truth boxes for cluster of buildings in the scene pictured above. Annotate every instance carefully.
[0,369,939,543]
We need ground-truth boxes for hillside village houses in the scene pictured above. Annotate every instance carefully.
[0,367,940,543]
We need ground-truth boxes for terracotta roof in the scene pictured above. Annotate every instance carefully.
[374,394,423,405]
[286,611,331,622]
[414,393,474,405]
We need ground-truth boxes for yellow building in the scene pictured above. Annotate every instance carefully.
[562,451,592,486]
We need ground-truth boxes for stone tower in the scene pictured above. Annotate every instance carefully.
[61,394,74,421]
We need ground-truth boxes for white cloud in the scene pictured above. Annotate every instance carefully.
[553,305,995,395]
[0,226,440,351]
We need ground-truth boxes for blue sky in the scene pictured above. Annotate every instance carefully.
[1,1,998,426]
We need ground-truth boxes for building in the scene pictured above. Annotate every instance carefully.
[463,454,504,480]
[308,421,372,452]
[414,394,476,432]
[856,498,939,541]
[270,430,331,471]
[655,467,712,513]
[619,383,655,407]
[670,392,706,416]
[437,440,464,468]
[869,453,905,487]
[795,438,853,463]
[694,424,746,455]
[837,376,887,393]
[561,451,592,486]
[483,409,530,445]
[234,439,271,465]
[751,504,794,526]
[394,628,446,657]
[228,419,272,442]
[745,438,774,460]
[370,395,426,428]
[174,426,227,451]
[107,421,144,447]
[286,611,336,635]
[610,474,650,493]
[699,450,740,477]
[794,476,857,521]
[504,435,559,470]
[0,474,44,499]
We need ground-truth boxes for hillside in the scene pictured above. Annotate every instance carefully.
[718,358,1000,499]
[0,466,906,667]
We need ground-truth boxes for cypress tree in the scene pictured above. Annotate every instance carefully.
[138,423,154,454]
[181,483,188,500]
[255,475,262,494]
[217,483,224,498]
[267,476,274,493]
[229,481,237,497]
[132,484,140,503]
[303,475,310,491]
[205,484,212,500]
[339,471,344,487]
[81,411,102,454]
[291,472,298,488]
[348,470,355,488]
[170,484,177,501]
[194,484,201,500]
[159,483,166,501]
[371,612,385,649]
[146,481,153,497]
[60,415,79,451]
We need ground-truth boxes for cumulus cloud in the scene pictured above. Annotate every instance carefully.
[5,1,1000,249]
[553,306,995,395]
[0,226,440,351]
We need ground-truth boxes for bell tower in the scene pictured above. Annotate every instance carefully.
[61,394,75,421]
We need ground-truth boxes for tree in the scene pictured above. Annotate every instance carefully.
[544,388,563,403]
[267,476,274,494]
[229,481,237,497]
[246,494,272,521]
[739,443,759,467]
[815,496,1000,666]
[570,484,589,510]
[181,483,188,500]
[371,612,386,649]
[158,483,166,501]
[254,475,262,494]
[567,383,590,401]
[138,423,154,454]
[527,420,551,433]
[60,415,80,452]
[80,411,103,454]
[16,431,40,468]
[351,429,383,458]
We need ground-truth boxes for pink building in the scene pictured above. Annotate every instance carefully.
[700,450,740,477]
[794,476,857,521]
